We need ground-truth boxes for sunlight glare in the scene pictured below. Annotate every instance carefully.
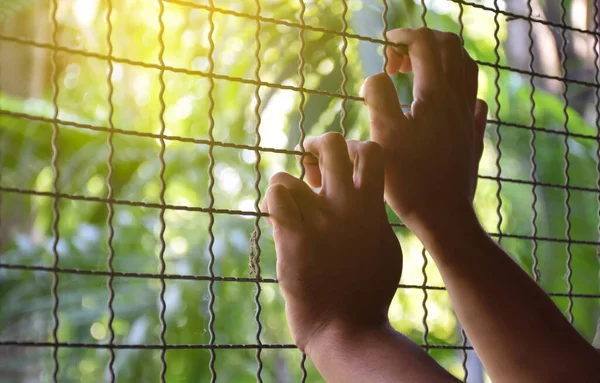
[238,198,255,213]
[241,150,257,164]
[170,236,189,257]
[90,322,107,340]
[217,166,242,195]
[73,0,99,27]
[260,86,294,149]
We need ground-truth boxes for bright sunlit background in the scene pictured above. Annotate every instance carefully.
[1,0,599,382]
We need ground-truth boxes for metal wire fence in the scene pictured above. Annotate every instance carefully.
[0,0,599,382]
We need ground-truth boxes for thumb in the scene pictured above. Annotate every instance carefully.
[473,99,488,160]
[262,184,301,229]
[360,73,407,145]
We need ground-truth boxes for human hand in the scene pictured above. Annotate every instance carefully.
[361,28,488,240]
[261,133,402,353]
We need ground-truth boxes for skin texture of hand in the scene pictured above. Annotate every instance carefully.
[363,27,600,382]
[261,133,401,352]
[262,133,459,382]
[361,28,488,240]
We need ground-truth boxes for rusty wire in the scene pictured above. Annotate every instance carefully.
[206,0,218,381]
[1,0,599,381]
[559,0,575,325]
[50,0,61,381]
[104,0,117,380]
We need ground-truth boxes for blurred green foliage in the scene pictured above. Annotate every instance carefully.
[0,0,599,382]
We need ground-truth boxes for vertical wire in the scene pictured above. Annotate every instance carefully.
[206,1,217,382]
[493,0,503,247]
[50,0,61,381]
[105,0,116,381]
[593,0,600,286]
[419,0,427,26]
[381,0,389,71]
[253,0,264,380]
[0,26,2,266]
[418,0,430,354]
[297,1,308,380]
[298,0,307,182]
[559,0,574,324]
[526,0,540,284]
[340,0,349,136]
[421,247,429,351]
[300,353,308,382]
[157,0,168,380]
[457,4,469,380]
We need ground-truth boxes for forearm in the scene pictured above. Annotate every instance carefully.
[306,322,458,383]
[416,207,599,382]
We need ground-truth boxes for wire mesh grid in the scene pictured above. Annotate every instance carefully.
[0,0,599,381]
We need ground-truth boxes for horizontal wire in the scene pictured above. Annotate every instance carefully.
[163,0,398,47]
[475,59,599,89]
[4,110,598,160]
[1,340,598,351]
[4,109,599,165]
[0,341,295,350]
[390,223,600,246]
[0,186,267,217]
[1,263,599,298]
[2,181,599,227]
[449,0,599,37]
[3,110,600,194]
[478,175,600,194]
[163,0,598,43]
[1,34,599,91]
[0,262,438,291]
[0,110,300,156]
[490,119,599,142]
[4,110,597,158]
[0,263,276,283]
[1,178,599,226]
[0,35,362,103]
[488,232,600,247]
[0,340,476,350]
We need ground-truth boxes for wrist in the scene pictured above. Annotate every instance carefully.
[407,202,486,260]
[304,319,391,360]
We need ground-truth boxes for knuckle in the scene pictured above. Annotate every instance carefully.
[270,171,290,186]
[269,183,287,195]
[321,131,346,148]
[442,32,462,47]
[359,141,383,159]
[415,27,435,43]
[439,33,462,59]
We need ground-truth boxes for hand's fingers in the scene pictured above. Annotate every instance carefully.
[303,133,354,197]
[346,140,385,198]
[463,50,479,114]
[473,99,488,161]
[269,171,317,209]
[432,31,463,99]
[430,31,479,115]
[295,149,321,188]
[386,27,444,102]
[360,73,407,144]
[261,184,301,229]
[385,46,412,74]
